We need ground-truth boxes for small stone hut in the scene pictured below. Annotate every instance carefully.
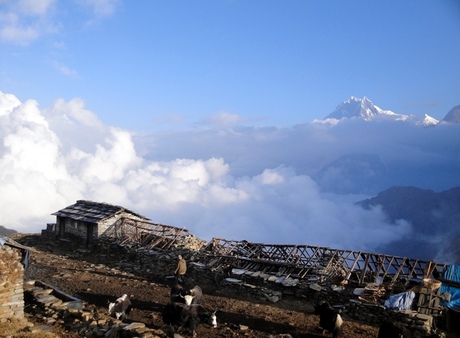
[49,200,150,246]
[0,236,29,322]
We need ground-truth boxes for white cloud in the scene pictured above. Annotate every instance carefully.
[0,0,56,45]
[67,128,142,183]
[43,97,107,153]
[0,90,458,258]
[48,97,104,129]
[17,0,55,16]
[0,22,40,45]
[76,0,119,21]
[0,0,118,45]
[0,92,80,229]
[257,169,285,185]
[0,91,21,116]
[202,111,246,127]
[53,62,79,78]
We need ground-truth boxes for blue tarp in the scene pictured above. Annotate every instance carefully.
[440,265,460,311]
[384,291,416,310]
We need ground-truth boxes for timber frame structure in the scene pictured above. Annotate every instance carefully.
[202,238,446,289]
[97,219,446,289]
[99,217,189,251]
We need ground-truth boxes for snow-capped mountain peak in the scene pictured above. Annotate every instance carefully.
[324,96,438,126]
[417,114,439,126]
[326,96,396,121]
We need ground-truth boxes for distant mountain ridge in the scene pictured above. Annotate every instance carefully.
[0,225,17,236]
[441,105,460,124]
[357,186,460,264]
[324,96,445,126]
[311,96,460,196]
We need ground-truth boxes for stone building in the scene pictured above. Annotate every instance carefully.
[48,200,150,246]
[0,236,29,322]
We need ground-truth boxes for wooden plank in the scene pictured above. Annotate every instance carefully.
[358,253,371,285]
[379,256,395,283]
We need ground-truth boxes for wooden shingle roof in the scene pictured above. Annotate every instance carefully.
[51,200,149,223]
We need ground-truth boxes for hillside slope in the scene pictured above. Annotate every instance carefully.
[358,186,460,264]
[13,233,381,338]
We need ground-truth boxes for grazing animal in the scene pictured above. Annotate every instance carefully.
[108,294,131,321]
[314,301,343,338]
[162,302,217,336]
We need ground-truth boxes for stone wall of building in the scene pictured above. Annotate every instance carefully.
[61,217,91,238]
[0,244,24,322]
[48,212,152,240]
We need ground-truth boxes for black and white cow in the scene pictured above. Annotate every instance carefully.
[314,301,343,338]
[108,294,131,321]
[171,284,203,305]
[162,302,217,336]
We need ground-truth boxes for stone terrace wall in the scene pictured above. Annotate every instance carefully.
[347,300,437,336]
[0,244,24,322]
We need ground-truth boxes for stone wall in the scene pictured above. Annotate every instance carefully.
[347,299,438,335]
[52,212,148,240]
[59,217,91,238]
[0,244,24,322]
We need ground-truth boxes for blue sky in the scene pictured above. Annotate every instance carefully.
[1,0,460,132]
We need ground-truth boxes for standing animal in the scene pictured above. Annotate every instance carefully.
[314,301,343,338]
[170,284,187,303]
[162,302,217,336]
[182,285,203,305]
[171,284,203,305]
[108,294,131,321]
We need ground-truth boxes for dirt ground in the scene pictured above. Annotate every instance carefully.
[15,234,382,337]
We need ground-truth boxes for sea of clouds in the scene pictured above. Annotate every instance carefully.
[1,91,459,255]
